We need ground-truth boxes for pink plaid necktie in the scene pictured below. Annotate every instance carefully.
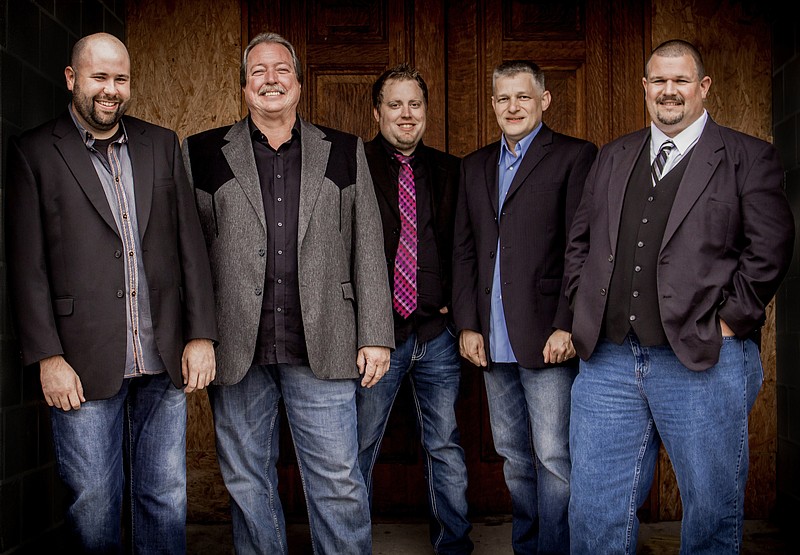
[393,153,417,318]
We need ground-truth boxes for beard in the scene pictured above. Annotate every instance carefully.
[654,95,684,126]
[72,81,127,132]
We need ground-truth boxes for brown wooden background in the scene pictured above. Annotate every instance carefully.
[126,0,777,523]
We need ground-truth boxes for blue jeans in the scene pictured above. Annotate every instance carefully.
[50,372,187,554]
[569,335,763,555]
[208,364,371,555]
[484,362,576,555]
[356,327,473,554]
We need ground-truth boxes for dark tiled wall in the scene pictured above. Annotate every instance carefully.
[0,1,125,552]
[773,14,800,535]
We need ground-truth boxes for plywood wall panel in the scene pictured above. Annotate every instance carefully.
[125,0,242,522]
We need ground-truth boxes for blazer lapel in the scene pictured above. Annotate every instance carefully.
[608,130,649,252]
[222,119,266,230]
[53,113,119,234]
[125,118,154,237]
[483,147,501,218]
[298,120,330,245]
[662,119,723,249]
[505,125,552,202]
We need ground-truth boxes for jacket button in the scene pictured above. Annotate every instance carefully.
[484,287,491,294]
[114,250,122,258]
[116,290,124,298]
[489,251,495,258]
[600,288,606,296]
[255,287,263,296]
[258,248,266,257]
[608,254,614,262]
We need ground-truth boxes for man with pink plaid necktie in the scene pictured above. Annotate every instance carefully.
[356,63,473,555]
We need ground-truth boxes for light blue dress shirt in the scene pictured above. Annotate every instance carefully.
[489,124,541,363]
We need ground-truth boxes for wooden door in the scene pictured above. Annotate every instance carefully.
[245,0,645,518]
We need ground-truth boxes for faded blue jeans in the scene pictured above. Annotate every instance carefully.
[50,372,187,554]
[569,335,763,554]
[356,327,473,554]
[208,364,371,555]
[484,362,576,554]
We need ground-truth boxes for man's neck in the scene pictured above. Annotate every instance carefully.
[251,112,296,149]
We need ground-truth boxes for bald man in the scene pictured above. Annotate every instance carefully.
[5,33,217,553]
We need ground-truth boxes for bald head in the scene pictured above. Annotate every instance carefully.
[70,33,129,71]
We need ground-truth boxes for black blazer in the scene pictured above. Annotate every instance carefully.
[452,124,597,368]
[5,111,218,399]
[565,117,795,370]
[364,136,461,312]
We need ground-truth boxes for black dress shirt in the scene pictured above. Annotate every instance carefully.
[249,117,308,365]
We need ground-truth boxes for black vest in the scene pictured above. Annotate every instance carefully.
[604,143,694,345]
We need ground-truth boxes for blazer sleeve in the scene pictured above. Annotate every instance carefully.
[352,137,395,349]
[717,141,795,336]
[4,136,64,365]
[171,131,219,343]
[451,158,481,333]
[553,140,598,332]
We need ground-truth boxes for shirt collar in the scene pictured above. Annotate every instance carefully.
[499,122,541,165]
[249,115,301,144]
[650,109,708,157]
[68,103,128,148]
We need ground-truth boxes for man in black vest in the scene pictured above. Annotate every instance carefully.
[564,39,795,554]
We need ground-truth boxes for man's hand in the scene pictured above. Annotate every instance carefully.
[182,338,216,393]
[543,329,576,364]
[720,319,736,337]
[40,355,85,411]
[357,346,391,388]
[459,329,487,367]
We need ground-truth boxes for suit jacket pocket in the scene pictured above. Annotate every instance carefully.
[538,278,562,295]
[341,282,355,301]
[154,177,174,189]
[53,297,74,316]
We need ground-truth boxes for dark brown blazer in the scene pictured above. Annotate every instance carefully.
[5,111,218,399]
[564,117,795,371]
[452,124,597,369]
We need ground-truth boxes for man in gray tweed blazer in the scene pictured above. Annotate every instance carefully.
[182,32,394,555]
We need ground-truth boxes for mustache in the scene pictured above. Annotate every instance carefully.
[657,94,683,104]
[258,84,287,96]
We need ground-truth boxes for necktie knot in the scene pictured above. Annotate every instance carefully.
[651,140,675,184]
[394,152,414,165]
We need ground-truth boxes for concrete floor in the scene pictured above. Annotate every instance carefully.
[187,517,795,554]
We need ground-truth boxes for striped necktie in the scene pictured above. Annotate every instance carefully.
[393,153,417,318]
[651,140,675,185]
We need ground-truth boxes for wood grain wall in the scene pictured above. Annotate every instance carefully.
[126,0,242,522]
[124,0,779,522]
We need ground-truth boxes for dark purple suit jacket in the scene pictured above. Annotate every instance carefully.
[5,111,218,399]
[452,124,597,369]
[564,117,795,371]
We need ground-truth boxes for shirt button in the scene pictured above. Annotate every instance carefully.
[637,241,644,248]
[277,222,283,227]
[129,251,134,257]
[277,197,283,202]
[277,174,282,179]
[634,265,642,272]
[116,290,124,298]
[632,291,640,298]
[277,278,282,284]
[122,213,128,219]
[131,289,136,297]
[647,197,654,202]
[629,315,636,321]
[276,307,283,313]
[277,250,283,255]
[642,218,649,223]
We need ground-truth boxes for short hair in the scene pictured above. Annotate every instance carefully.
[492,60,545,95]
[372,63,429,110]
[240,32,303,88]
[646,39,706,80]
